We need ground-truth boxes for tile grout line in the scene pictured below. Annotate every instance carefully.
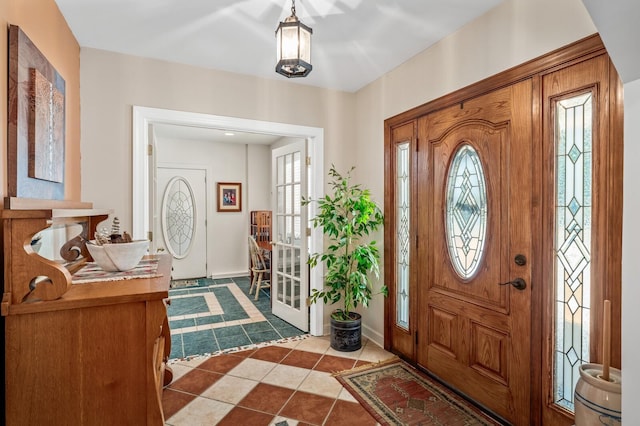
[271,345,326,425]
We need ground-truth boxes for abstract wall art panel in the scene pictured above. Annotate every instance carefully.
[8,25,66,200]
[28,68,65,183]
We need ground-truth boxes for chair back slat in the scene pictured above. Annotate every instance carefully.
[249,237,269,272]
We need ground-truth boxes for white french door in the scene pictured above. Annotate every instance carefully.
[271,141,309,331]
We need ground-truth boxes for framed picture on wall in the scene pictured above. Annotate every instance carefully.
[217,182,242,212]
[8,25,66,200]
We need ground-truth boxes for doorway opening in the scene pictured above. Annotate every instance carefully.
[132,106,324,336]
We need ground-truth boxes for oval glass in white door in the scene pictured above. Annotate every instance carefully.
[156,167,207,280]
[162,176,196,259]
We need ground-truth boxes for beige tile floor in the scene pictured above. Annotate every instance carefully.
[163,335,395,425]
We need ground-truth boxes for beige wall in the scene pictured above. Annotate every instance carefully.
[0,0,81,200]
[246,144,272,213]
[79,49,356,234]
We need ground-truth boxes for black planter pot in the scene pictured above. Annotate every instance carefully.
[330,312,362,352]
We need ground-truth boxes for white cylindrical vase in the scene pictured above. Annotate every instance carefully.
[574,363,621,425]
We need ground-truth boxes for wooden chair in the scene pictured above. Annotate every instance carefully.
[248,237,271,300]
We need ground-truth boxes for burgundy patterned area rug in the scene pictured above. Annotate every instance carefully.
[336,359,503,426]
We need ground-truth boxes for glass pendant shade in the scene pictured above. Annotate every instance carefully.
[275,8,312,78]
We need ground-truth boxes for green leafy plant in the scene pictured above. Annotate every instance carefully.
[302,165,388,321]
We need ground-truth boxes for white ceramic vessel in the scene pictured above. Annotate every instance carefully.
[86,240,149,272]
[574,363,621,426]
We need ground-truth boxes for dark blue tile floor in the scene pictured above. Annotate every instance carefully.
[167,276,305,359]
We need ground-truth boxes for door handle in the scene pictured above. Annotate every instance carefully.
[498,278,526,290]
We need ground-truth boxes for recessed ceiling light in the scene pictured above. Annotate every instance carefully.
[224,132,235,136]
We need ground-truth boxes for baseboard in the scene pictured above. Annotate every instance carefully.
[362,323,384,348]
[320,319,384,347]
[322,323,331,336]
[210,271,250,279]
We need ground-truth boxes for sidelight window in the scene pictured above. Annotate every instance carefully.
[553,92,593,411]
[395,142,410,329]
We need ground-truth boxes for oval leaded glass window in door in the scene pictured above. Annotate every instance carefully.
[445,143,488,279]
[161,176,196,259]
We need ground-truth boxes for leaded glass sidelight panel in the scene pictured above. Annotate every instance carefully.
[161,176,196,259]
[445,144,488,279]
[553,92,593,412]
[396,142,410,330]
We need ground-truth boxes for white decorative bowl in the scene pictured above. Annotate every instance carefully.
[86,240,149,272]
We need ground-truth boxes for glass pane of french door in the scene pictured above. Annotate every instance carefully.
[271,141,308,331]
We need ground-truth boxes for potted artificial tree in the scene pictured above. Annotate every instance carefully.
[302,165,387,351]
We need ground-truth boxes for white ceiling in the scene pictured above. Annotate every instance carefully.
[54,0,503,93]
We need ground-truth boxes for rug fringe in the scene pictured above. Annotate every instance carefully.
[331,355,399,377]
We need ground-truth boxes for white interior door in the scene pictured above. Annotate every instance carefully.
[271,141,309,331]
[156,166,207,280]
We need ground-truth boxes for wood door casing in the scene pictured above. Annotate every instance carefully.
[417,82,532,425]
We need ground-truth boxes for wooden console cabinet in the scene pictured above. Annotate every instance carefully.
[1,203,172,425]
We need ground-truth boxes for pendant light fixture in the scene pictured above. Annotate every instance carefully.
[275,0,313,78]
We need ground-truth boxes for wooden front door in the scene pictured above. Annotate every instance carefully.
[416,80,532,425]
